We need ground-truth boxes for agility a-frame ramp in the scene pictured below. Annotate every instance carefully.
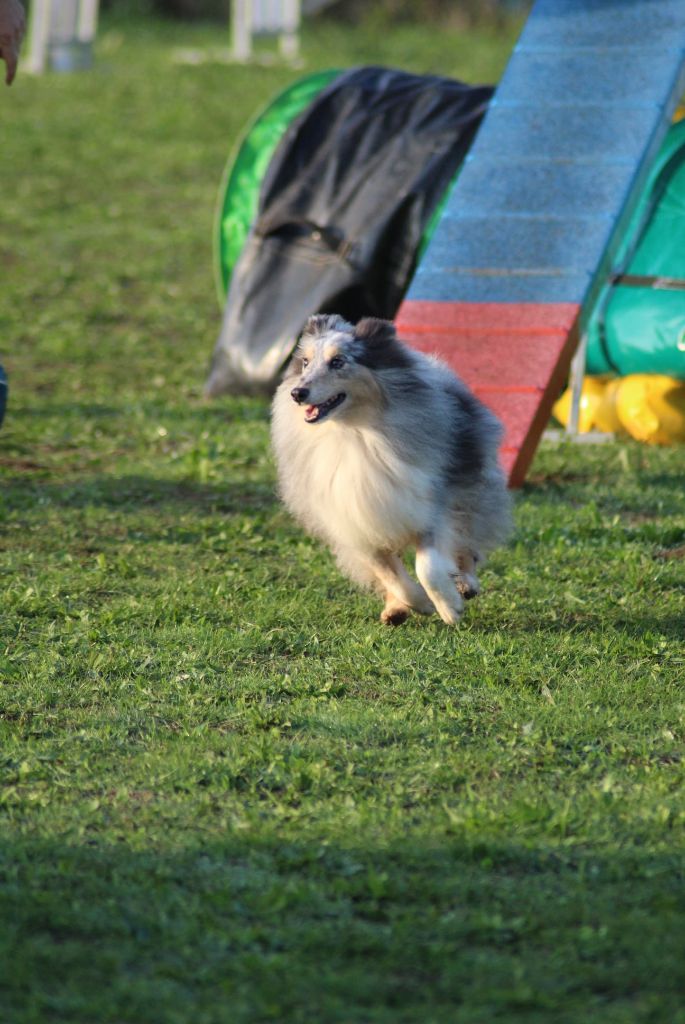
[396,0,685,486]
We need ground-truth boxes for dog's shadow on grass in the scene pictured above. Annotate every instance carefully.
[0,473,278,517]
[11,402,124,420]
[9,397,270,426]
[534,612,684,643]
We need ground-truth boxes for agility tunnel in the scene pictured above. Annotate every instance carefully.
[206,67,493,397]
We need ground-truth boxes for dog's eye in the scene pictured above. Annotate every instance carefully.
[301,357,309,368]
[329,356,345,370]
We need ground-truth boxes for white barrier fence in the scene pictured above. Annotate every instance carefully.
[26,0,99,73]
[25,0,328,73]
[231,0,301,61]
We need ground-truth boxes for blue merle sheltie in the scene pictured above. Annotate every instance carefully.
[271,315,512,626]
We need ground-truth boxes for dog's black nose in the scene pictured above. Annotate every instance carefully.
[291,387,310,404]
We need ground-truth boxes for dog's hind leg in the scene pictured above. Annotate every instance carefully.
[370,552,435,617]
[415,535,464,626]
[380,594,411,627]
[335,548,434,625]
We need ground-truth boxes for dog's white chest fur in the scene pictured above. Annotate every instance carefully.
[276,418,434,552]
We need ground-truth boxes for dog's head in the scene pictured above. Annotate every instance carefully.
[286,314,410,424]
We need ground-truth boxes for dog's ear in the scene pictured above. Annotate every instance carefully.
[354,318,397,348]
[353,317,415,371]
[302,314,331,338]
[302,313,352,340]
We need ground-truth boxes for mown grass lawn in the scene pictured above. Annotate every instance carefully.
[1,11,684,1024]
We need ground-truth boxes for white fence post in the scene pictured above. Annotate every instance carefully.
[279,0,300,60]
[25,0,53,74]
[231,0,253,60]
[77,0,99,43]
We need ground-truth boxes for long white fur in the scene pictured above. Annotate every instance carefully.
[271,315,512,625]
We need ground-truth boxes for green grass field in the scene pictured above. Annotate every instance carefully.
[1,12,684,1023]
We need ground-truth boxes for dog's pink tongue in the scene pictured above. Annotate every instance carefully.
[305,405,317,419]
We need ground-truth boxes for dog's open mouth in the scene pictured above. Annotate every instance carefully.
[304,393,346,423]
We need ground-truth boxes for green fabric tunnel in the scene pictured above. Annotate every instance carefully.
[586,119,685,378]
[213,68,464,307]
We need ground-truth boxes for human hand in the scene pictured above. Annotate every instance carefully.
[0,0,26,85]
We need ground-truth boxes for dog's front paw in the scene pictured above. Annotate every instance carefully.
[436,606,463,626]
[432,592,464,626]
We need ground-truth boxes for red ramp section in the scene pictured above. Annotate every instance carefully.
[397,301,578,486]
[397,0,685,486]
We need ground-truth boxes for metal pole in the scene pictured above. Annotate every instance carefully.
[566,330,588,436]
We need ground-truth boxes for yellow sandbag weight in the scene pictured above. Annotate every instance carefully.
[614,374,685,444]
[553,374,685,443]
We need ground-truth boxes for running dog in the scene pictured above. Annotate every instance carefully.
[271,315,512,626]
